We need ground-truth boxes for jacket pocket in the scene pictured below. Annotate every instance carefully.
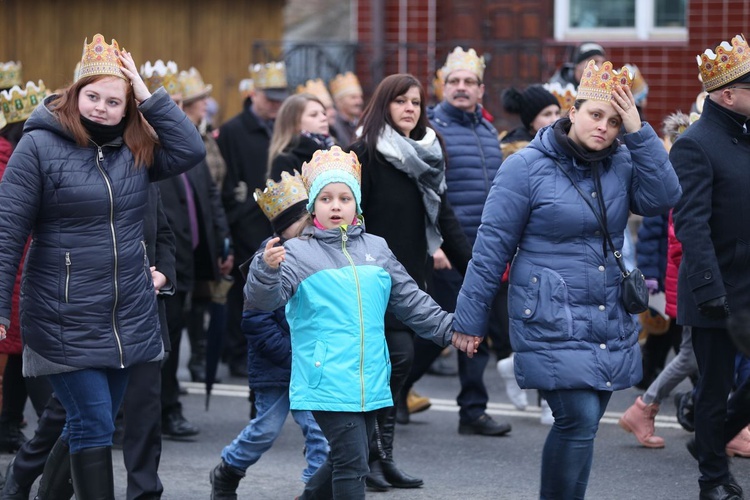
[308,340,327,389]
[512,266,573,341]
[725,239,749,288]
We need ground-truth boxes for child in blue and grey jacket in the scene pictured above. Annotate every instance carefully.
[244,146,476,500]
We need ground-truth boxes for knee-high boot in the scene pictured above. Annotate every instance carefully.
[365,419,390,491]
[70,446,114,500]
[376,406,423,488]
[34,436,74,500]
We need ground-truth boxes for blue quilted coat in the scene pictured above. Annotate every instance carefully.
[0,88,205,376]
[453,122,681,391]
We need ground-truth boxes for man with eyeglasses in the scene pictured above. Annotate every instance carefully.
[399,46,512,437]
[670,35,750,500]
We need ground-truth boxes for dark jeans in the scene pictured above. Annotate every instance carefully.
[692,326,737,489]
[301,410,376,500]
[539,389,612,500]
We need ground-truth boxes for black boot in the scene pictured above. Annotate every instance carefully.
[376,407,423,488]
[70,446,114,500]
[210,459,244,500]
[35,437,74,500]
[0,419,28,453]
[395,390,410,425]
[2,457,32,499]
[365,426,390,492]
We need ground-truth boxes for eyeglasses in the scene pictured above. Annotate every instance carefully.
[445,77,480,87]
[728,85,750,91]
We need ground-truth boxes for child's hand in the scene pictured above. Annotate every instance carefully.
[263,237,285,269]
[452,331,482,358]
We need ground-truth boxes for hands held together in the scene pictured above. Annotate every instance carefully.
[452,331,482,358]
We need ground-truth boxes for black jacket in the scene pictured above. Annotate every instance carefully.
[269,135,320,180]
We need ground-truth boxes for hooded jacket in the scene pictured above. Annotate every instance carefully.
[0,88,205,376]
[453,122,681,391]
[244,223,453,412]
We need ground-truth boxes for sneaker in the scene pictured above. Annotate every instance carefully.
[497,355,527,410]
[458,414,511,436]
[540,399,554,426]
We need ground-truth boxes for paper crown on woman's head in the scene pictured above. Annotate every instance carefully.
[77,34,126,82]
[697,34,750,92]
[0,80,47,124]
[179,67,212,104]
[576,60,634,102]
[301,146,362,213]
[140,60,181,96]
[296,79,333,108]
[544,82,577,112]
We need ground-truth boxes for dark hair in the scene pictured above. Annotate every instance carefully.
[0,121,25,148]
[48,75,159,168]
[358,74,429,159]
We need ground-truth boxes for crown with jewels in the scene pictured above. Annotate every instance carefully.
[179,67,212,103]
[77,34,125,81]
[577,60,634,102]
[249,62,287,89]
[544,82,577,112]
[329,72,362,99]
[140,60,181,96]
[697,34,750,92]
[239,78,254,99]
[254,170,308,221]
[443,47,486,81]
[0,80,47,124]
[296,79,333,107]
[0,61,22,89]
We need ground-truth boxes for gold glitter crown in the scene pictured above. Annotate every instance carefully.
[0,80,47,124]
[697,34,750,92]
[178,67,212,103]
[544,82,577,112]
[0,61,22,89]
[296,79,333,107]
[301,145,361,192]
[577,60,634,102]
[443,47,485,81]
[250,62,287,89]
[254,170,308,221]
[140,60,181,96]
[239,78,255,99]
[329,72,362,99]
[78,34,125,81]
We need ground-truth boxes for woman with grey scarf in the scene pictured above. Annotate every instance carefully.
[349,74,472,491]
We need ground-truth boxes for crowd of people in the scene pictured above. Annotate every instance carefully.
[0,30,749,500]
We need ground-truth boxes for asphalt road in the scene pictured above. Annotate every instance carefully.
[4,349,749,499]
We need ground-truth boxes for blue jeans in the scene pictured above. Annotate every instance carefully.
[222,386,328,483]
[49,367,130,453]
[539,389,612,500]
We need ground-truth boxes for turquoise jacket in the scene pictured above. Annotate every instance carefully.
[245,223,453,412]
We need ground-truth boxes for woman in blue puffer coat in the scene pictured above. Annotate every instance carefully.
[453,63,681,499]
[0,37,204,499]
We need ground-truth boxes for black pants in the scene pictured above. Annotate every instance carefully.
[223,271,248,373]
[1,354,51,422]
[161,291,187,416]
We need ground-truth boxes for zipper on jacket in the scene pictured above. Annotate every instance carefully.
[94,145,125,368]
[340,227,367,411]
[64,252,71,303]
[141,241,151,286]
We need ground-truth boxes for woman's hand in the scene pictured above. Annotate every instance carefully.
[432,248,452,270]
[452,331,481,358]
[263,237,285,269]
[0,324,6,341]
[118,50,152,104]
[151,267,167,293]
[611,85,641,134]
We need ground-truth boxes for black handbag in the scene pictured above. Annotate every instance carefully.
[554,162,649,314]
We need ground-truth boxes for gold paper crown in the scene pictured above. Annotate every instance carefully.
[301,145,361,193]
[698,35,750,92]
[0,81,47,124]
[544,82,577,112]
[239,78,255,99]
[329,72,362,99]
[443,47,486,81]
[0,61,22,89]
[140,60,181,96]
[253,170,309,221]
[0,111,5,130]
[296,79,333,107]
[249,62,287,89]
[78,34,125,81]
[178,67,212,103]
[577,60,634,102]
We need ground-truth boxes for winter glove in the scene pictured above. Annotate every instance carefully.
[645,278,659,295]
[234,181,248,203]
[698,296,731,320]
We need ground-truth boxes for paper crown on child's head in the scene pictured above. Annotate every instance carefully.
[697,34,750,92]
[179,67,212,104]
[77,34,126,82]
[443,47,486,81]
[329,72,362,99]
[0,61,22,89]
[140,60,181,96]
[254,170,309,232]
[0,81,47,124]
[576,60,634,102]
[296,79,333,108]
[301,146,362,213]
[544,82,577,112]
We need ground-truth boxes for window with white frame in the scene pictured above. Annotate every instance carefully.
[555,0,686,41]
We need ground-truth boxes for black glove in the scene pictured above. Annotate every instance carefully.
[698,296,731,320]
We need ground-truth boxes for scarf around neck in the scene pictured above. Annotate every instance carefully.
[552,117,618,166]
[301,130,335,149]
[81,116,126,146]
[375,125,446,255]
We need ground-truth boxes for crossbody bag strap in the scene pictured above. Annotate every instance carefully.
[553,161,630,278]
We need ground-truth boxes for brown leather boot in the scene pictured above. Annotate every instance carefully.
[618,396,665,448]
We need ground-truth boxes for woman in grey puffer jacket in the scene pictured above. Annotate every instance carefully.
[0,37,204,499]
